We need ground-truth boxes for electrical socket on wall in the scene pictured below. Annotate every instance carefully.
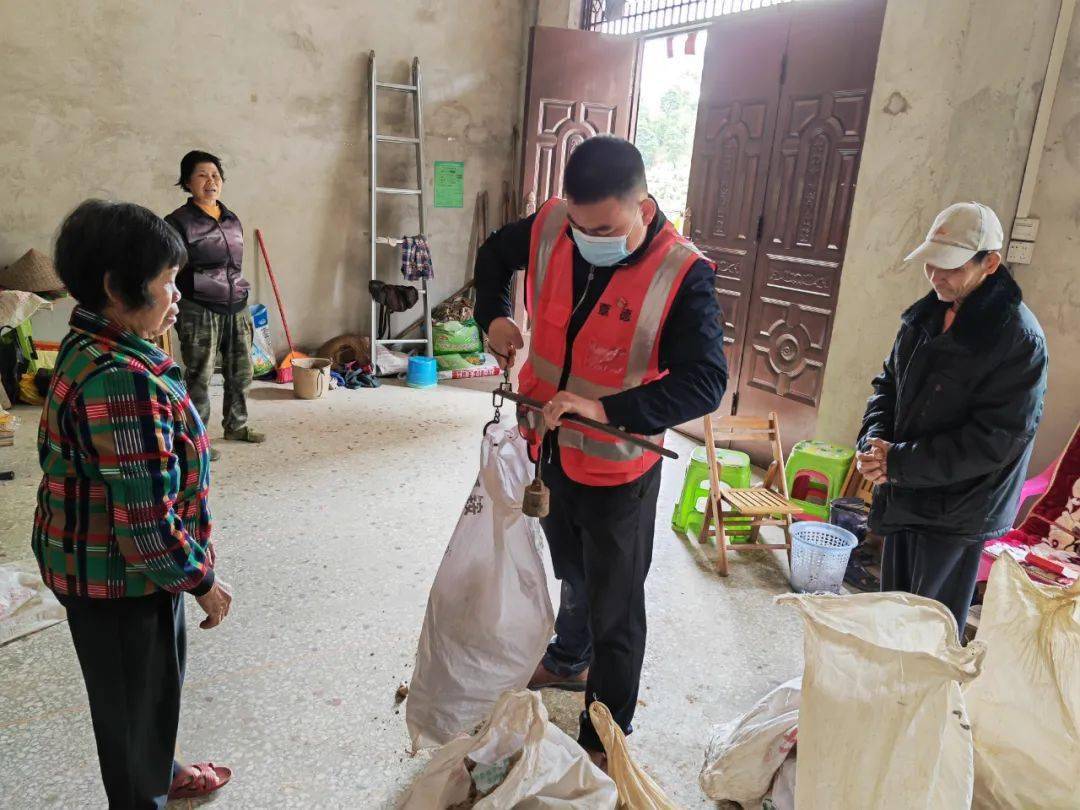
[1010,216,1036,240]
[1007,240,1035,265]
[1011,217,1040,241]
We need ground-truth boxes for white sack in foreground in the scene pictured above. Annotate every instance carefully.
[406,424,554,750]
[400,690,617,809]
[966,554,1080,809]
[699,677,799,808]
[777,592,984,809]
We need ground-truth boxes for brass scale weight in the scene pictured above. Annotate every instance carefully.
[484,364,679,518]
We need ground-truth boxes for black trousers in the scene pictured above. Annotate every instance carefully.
[540,460,663,752]
[59,591,186,810]
[881,531,987,639]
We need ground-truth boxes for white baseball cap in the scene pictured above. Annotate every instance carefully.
[905,202,1004,269]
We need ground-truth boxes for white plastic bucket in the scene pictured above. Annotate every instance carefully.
[292,357,331,400]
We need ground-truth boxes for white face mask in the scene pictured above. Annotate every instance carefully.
[570,228,632,267]
[570,206,644,267]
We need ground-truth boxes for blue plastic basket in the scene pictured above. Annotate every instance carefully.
[789,521,858,594]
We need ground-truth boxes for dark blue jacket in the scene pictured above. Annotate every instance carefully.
[859,270,1048,542]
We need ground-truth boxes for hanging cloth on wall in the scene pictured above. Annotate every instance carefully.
[400,235,434,281]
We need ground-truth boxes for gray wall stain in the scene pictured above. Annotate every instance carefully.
[287,30,323,69]
[1062,112,1080,169]
[428,100,473,139]
[415,0,443,24]
[882,91,910,115]
[1055,278,1080,333]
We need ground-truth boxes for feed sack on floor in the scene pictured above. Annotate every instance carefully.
[777,592,984,808]
[400,690,617,809]
[406,424,554,750]
[699,677,800,807]
[966,554,1080,808]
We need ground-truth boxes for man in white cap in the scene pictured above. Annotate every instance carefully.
[856,202,1048,636]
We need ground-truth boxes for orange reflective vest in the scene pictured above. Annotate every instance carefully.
[517,198,707,487]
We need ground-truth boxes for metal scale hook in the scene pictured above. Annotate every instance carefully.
[482,352,550,519]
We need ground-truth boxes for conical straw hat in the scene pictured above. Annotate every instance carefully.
[0,249,63,293]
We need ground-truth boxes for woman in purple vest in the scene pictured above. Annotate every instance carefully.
[165,151,264,461]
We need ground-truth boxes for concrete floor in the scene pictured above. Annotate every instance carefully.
[0,380,804,808]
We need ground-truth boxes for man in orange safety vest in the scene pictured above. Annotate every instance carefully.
[474,136,727,765]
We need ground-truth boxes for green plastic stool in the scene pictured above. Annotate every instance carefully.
[686,480,752,542]
[672,446,751,535]
[784,440,855,520]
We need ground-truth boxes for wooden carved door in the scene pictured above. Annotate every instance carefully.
[520,26,642,215]
[735,0,886,452]
[682,10,789,432]
[513,26,642,386]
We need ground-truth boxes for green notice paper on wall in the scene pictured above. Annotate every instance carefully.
[433,161,464,208]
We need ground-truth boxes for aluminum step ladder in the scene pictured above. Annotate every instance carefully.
[368,51,433,359]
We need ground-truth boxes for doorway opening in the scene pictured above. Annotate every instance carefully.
[633,30,707,233]
[517,0,886,453]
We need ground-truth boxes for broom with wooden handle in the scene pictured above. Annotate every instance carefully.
[255,229,308,384]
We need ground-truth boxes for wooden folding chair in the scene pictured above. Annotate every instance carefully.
[698,411,798,576]
[839,456,875,506]
[153,330,174,357]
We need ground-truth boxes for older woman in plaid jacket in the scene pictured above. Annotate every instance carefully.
[32,200,234,808]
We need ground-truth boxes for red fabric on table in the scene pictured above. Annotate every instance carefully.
[978,421,1080,582]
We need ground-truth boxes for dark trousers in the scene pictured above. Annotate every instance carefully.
[60,591,186,810]
[540,461,663,752]
[881,531,987,639]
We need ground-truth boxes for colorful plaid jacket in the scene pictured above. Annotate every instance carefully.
[32,307,216,598]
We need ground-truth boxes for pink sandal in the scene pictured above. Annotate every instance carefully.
[168,762,232,800]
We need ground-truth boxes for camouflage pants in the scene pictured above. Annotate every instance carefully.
[175,300,254,434]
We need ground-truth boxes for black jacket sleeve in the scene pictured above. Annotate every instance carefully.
[600,259,728,435]
[857,338,899,452]
[472,215,536,333]
[887,332,1048,488]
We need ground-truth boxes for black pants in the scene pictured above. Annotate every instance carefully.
[881,531,987,639]
[540,461,663,752]
[60,591,186,810]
